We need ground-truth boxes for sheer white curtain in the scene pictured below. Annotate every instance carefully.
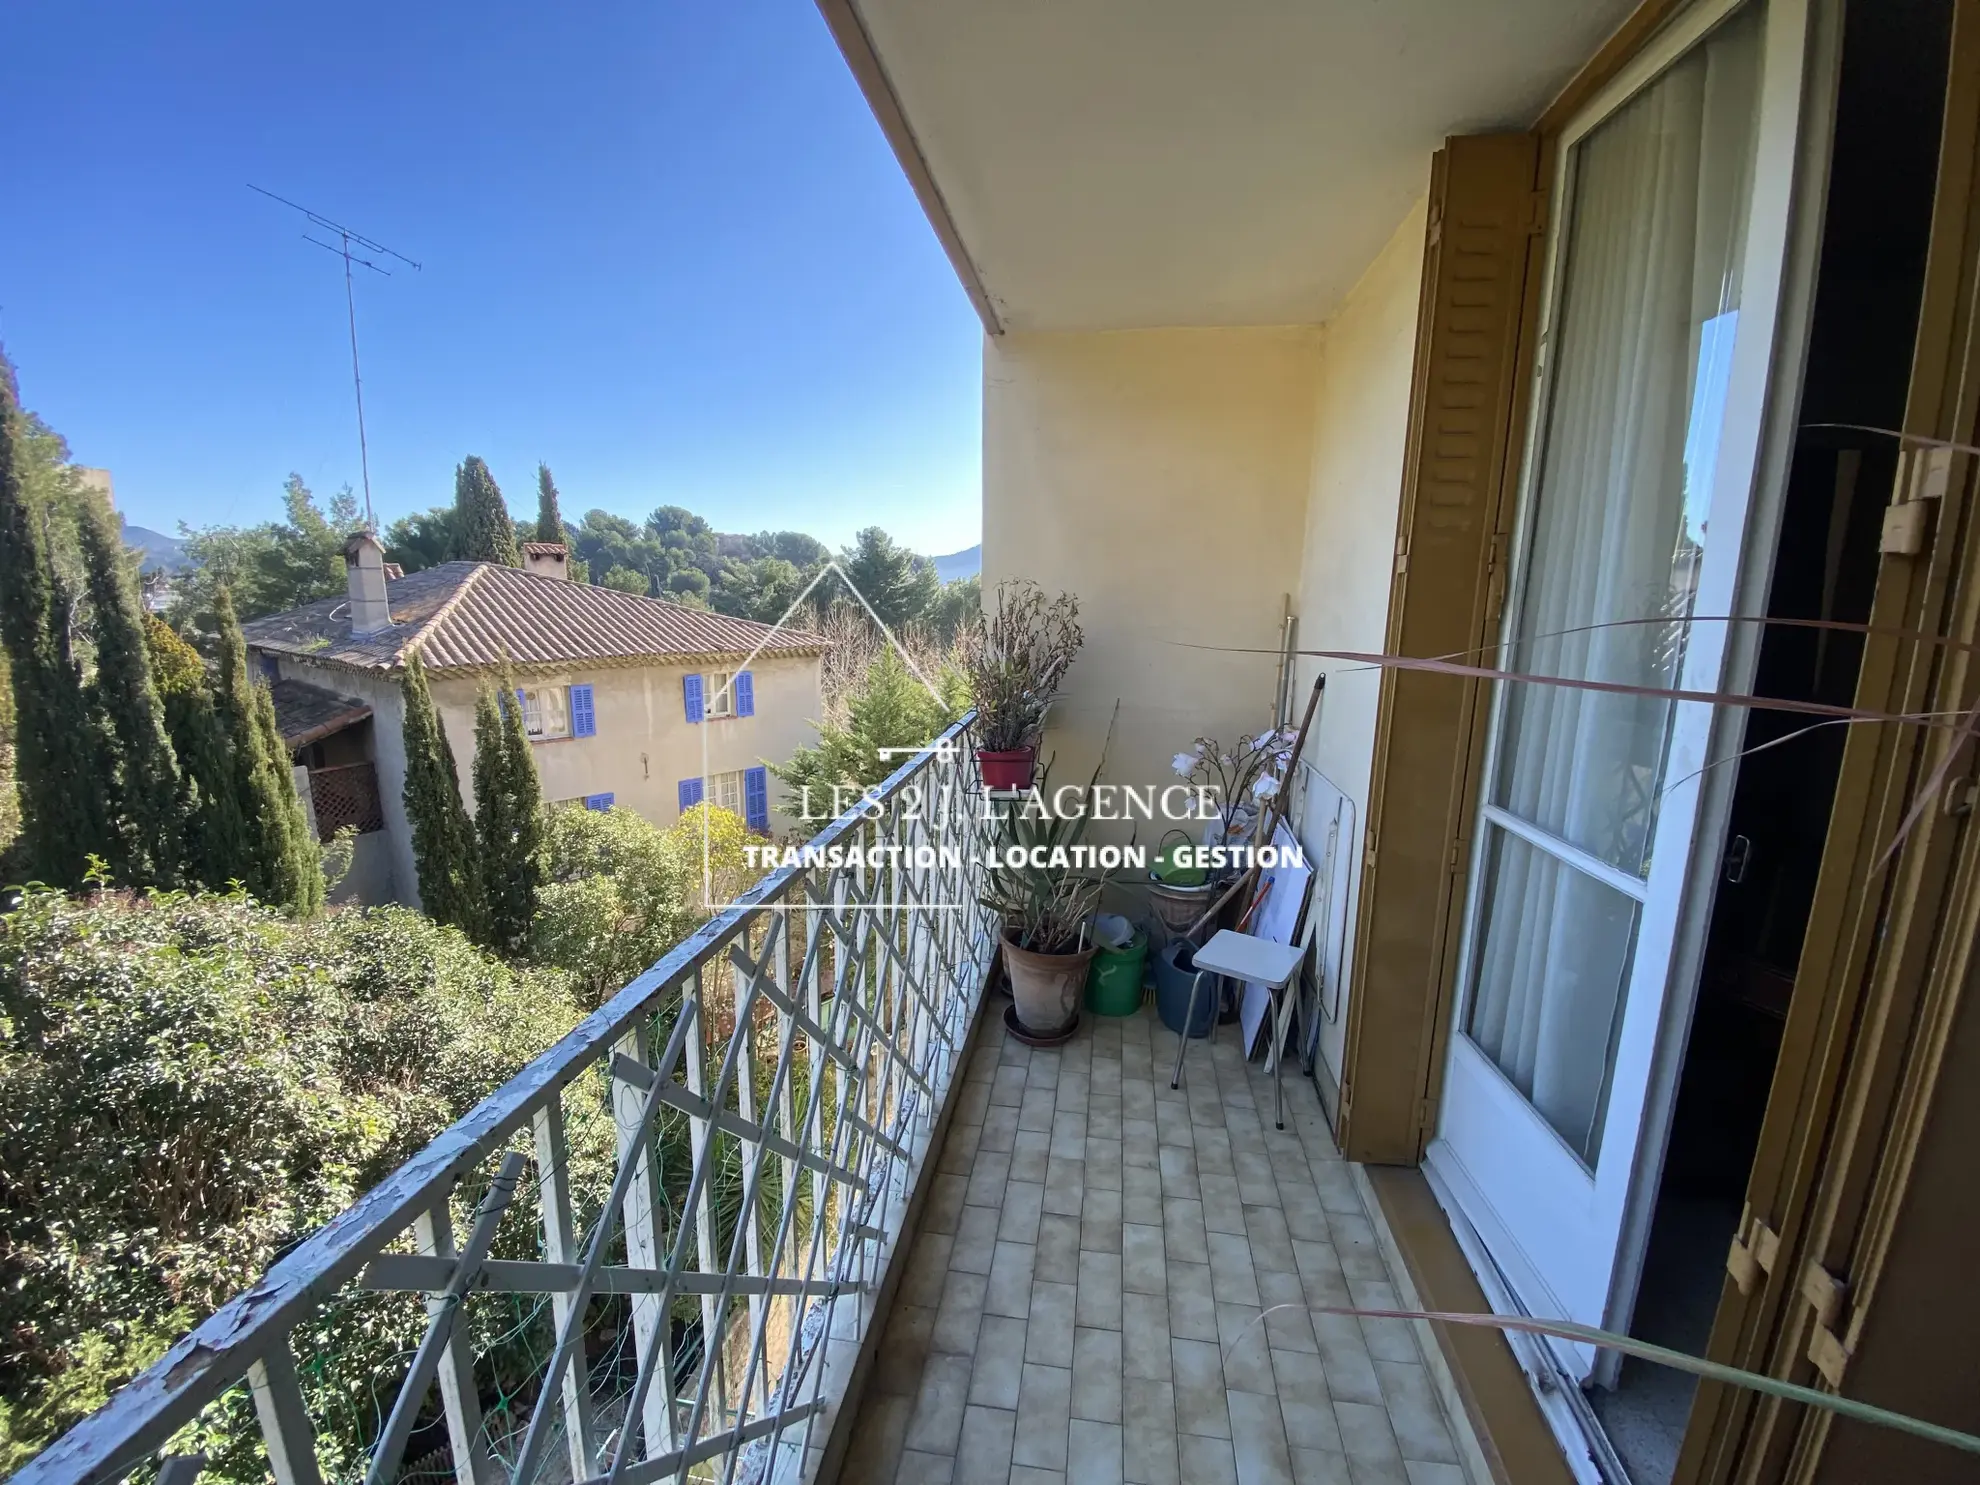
[1465,10,1761,1165]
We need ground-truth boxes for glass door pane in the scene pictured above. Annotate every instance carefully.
[1465,6,1763,1163]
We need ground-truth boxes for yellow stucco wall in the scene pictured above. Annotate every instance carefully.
[1293,198,1429,1089]
[982,326,1324,813]
[429,655,824,831]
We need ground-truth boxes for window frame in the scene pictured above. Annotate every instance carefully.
[520,684,572,741]
[705,670,737,720]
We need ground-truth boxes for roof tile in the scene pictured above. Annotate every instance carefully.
[241,562,825,674]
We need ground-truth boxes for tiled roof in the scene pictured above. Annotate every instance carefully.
[269,678,372,747]
[240,562,827,676]
[520,542,567,556]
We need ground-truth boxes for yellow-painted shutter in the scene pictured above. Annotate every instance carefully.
[1337,133,1545,1165]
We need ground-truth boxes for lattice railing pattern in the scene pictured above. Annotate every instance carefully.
[19,718,995,1485]
[310,763,386,839]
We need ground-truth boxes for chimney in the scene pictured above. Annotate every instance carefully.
[523,542,571,581]
[343,531,392,635]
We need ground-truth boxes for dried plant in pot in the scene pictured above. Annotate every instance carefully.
[980,753,1119,1036]
[963,580,1083,791]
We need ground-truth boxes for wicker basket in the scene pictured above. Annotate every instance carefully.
[1147,875,1217,936]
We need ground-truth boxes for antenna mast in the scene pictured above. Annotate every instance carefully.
[249,184,420,532]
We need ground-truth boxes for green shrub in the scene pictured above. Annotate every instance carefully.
[0,886,585,1476]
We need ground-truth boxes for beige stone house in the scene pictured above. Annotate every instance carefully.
[241,534,826,907]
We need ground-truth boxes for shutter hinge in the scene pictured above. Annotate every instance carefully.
[1725,1211,1780,1295]
[1364,826,1378,871]
[1880,446,1949,556]
[1414,1097,1434,1134]
[1880,501,1931,556]
[1800,1260,1853,1387]
[1394,533,1410,577]
[1524,189,1547,235]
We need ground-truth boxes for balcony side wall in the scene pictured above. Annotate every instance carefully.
[981,326,1321,822]
[1290,198,1429,1108]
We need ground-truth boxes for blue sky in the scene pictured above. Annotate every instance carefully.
[1,0,983,555]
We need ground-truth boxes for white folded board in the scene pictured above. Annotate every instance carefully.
[1240,818,1313,1057]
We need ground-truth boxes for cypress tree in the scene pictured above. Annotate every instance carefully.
[472,666,541,957]
[534,463,565,545]
[77,491,184,885]
[0,362,108,887]
[145,615,245,890]
[454,456,520,566]
[400,651,483,933]
[213,588,322,914]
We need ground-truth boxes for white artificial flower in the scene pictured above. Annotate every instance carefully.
[1219,754,1233,767]
[1172,752,1196,777]
[1193,739,1208,755]
[1252,775,1281,800]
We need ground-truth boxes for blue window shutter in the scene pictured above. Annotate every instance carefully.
[570,683,596,737]
[683,673,704,723]
[734,670,755,718]
[583,792,614,811]
[744,766,769,833]
[677,777,704,813]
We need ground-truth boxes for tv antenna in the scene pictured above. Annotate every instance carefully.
[249,184,421,532]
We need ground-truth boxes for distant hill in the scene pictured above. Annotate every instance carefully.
[932,545,980,583]
[122,520,189,572]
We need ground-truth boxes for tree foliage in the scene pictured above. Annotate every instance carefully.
[0,359,110,888]
[838,525,941,631]
[534,463,565,545]
[472,671,541,958]
[171,476,357,640]
[382,503,459,573]
[144,617,248,892]
[399,652,483,935]
[212,590,321,915]
[77,493,184,885]
[453,455,520,567]
[599,563,649,595]
[0,885,589,1476]
[772,647,968,832]
[530,801,747,1006]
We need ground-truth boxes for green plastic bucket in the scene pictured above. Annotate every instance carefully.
[1086,930,1150,1017]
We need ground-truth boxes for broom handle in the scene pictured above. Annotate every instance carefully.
[1183,673,1326,940]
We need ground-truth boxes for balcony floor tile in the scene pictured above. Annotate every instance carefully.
[863,1004,1468,1485]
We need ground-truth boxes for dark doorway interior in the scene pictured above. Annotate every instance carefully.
[1591,3,1953,1479]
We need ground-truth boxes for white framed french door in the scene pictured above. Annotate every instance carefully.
[1424,0,1813,1380]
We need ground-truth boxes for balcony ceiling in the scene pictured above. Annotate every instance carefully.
[839,0,1638,332]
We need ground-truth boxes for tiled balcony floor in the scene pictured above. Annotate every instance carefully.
[843,1004,1470,1485]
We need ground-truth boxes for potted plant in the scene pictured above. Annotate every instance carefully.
[1171,726,1297,858]
[963,580,1083,791]
[981,755,1117,1038]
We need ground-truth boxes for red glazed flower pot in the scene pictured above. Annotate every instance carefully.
[977,746,1036,791]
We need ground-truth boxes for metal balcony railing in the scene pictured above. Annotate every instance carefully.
[19,717,995,1485]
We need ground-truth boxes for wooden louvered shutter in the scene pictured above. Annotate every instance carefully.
[1336,132,1547,1165]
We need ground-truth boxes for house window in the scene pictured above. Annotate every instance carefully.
[708,769,744,816]
[706,670,736,719]
[520,685,571,739]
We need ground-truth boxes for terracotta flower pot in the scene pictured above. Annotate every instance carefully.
[1003,932,1096,1037]
[977,745,1037,791]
